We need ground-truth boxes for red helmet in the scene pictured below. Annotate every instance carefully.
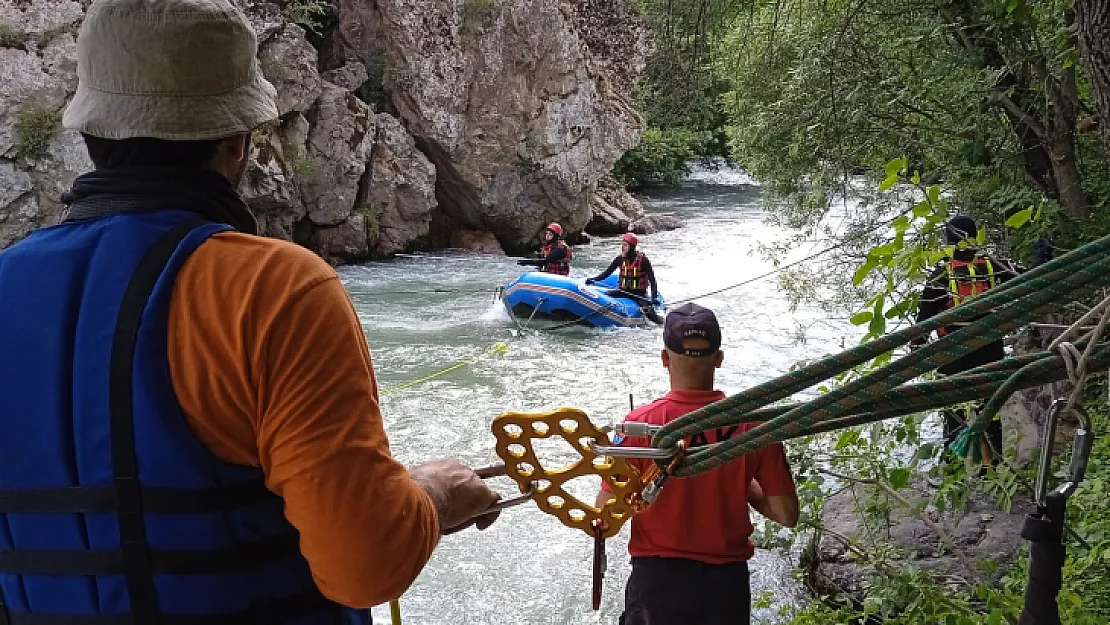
[546,222,564,237]
[621,233,638,246]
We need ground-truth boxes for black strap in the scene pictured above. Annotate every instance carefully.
[0,530,302,576]
[0,478,273,515]
[1017,493,1067,625]
[109,219,209,623]
[0,587,10,625]
[4,588,334,625]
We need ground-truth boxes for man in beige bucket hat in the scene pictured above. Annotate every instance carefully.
[0,1,499,623]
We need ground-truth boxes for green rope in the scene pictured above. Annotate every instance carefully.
[653,233,1110,477]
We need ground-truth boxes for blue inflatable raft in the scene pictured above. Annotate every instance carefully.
[500,272,665,328]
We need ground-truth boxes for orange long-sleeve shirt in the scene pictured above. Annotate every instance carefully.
[165,231,440,608]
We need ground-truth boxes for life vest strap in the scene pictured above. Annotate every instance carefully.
[1,588,333,625]
[0,531,302,576]
[0,478,272,514]
[108,218,213,621]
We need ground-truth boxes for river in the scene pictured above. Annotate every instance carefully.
[338,165,860,624]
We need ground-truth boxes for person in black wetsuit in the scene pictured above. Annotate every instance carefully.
[586,232,662,324]
[517,222,572,275]
[911,215,1022,464]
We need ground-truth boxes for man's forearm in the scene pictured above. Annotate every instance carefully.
[747,480,773,519]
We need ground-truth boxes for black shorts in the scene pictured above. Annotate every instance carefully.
[619,556,751,625]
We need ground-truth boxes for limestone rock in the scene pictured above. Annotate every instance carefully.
[335,0,650,251]
[235,0,285,43]
[27,126,92,213]
[239,123,305,240]
[0,0,82,39]
[322,61,369,92]
[2,0,654,268]
[0,163,36,248]
[587,175,644,235]
[629,213,681,235]
[564,0,654,99]
[0,47,69,157]
[299,83,375,226]
[450,229,504,255]
[258,23,322,116]
[309,213,369,264]
[1004,319,1079,469]
[810,478,1028,602]
[364,112,438,257]
[0,2,88,250]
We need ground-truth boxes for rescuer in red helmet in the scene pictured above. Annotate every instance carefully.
[586,232,661,323]
[517,222,572,275]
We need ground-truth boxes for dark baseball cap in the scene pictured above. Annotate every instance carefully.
[663,303,722,357]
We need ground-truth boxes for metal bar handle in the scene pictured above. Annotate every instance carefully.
[474,462,536,514]
[588,441,677,459]
[614,423,663,437]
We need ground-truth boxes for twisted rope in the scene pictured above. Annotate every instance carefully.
[651,233,1110,477]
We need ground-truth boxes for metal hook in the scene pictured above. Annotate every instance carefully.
[1034,398,1093,507]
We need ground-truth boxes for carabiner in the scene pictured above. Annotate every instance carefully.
[1034,398,1094,507]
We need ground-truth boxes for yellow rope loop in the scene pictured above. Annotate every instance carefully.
[491,408,645,538]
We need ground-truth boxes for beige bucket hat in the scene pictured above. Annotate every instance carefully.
[62,0,279,141]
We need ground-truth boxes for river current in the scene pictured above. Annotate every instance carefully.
[338,166,859,624]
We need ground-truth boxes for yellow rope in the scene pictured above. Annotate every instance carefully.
[379,342,509,397]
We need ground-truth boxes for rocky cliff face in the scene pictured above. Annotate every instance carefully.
[331,0,651,254]
[0,0,652,263]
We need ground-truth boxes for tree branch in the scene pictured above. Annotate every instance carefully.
[814,468,987,585]
[993,93,1047,140]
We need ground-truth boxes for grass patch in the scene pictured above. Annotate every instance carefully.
[0,22,27,48]
[289,156,317,177]
[16,108,61,160]
[355,203,381,236]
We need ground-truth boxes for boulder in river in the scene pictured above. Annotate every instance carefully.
[586,175,645,235]
[450,229,505,255]
[630,214,681,234]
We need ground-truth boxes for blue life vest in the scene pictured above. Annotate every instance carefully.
[0,210,370,625]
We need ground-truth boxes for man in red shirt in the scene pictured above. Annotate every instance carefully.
[597,303,799,624]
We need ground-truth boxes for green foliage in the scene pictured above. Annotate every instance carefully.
[359,49,393,110]
[777,350,1110,621]
[710,0,1108,319]
[611,128,715,188]
[0,22,26,48]
[356,203,382,236]
[775,366,1110,624]
[282,0,332,40]
[610,0,736,184]
[16,107,61,160]
[289,156,317,177]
